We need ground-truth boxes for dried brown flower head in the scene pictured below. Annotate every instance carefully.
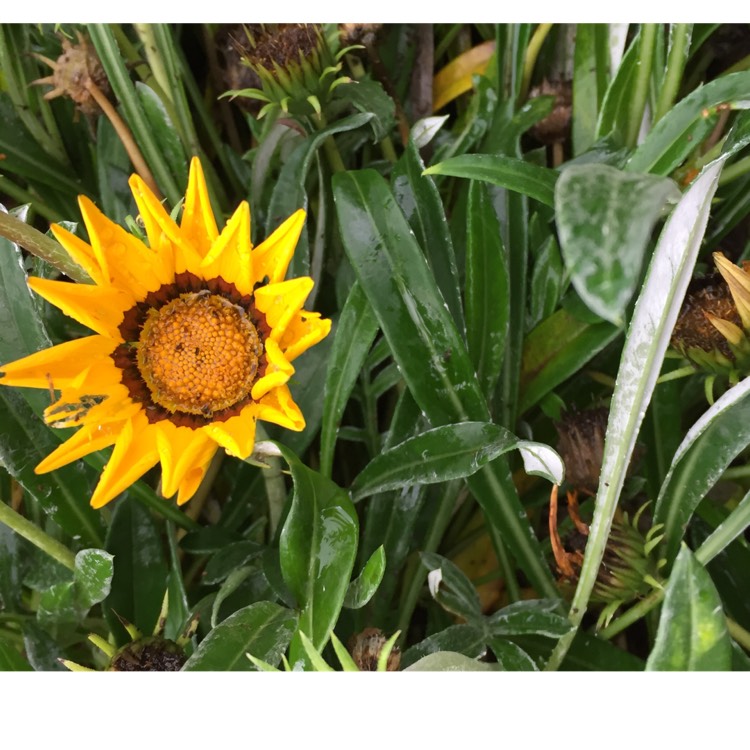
[348,627,401,671]
[32,32,110,116]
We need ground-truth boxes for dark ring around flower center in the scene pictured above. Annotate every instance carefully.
[113,272,270,428]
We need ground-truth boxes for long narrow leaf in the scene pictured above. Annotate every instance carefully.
[333,169,557,598]
[547,156,727,669]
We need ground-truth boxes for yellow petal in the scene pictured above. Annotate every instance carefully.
[200,201,253,295]
[181,156,219,258]
[278,310,332,362]
[156,422,218,499]
[202,408,257,458]
[77,196,114,285]
[714,252,750,330]
[253,209,306,284]
[706,312,745,346]
[35,420,125,474]
[28,277,132,339]
[255,383,305,431]
[44,385,138,429]
[251,339,294,401]
[254,277,314,342]
[433,40,495,112]
[76,196,171,296]
[0,336,115,389]
[129,174,202,276]
[49,224,106,286]
[177,454,216,506]
[89,413,160,508]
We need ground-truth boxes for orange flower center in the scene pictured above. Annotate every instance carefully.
[136,292,262,417]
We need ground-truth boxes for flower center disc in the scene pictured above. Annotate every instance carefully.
[137,293,262,416]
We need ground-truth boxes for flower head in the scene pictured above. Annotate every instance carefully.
[0,158,330,508]
[671,253,750,381]
[225,24,353,120]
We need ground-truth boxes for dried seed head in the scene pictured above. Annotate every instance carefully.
[348,628,401,671]
[671,276,740,360]
[528,78,572,145]
[241,23,321,73]
[32,32,110,116]
[108,636,187,672]
[554,407,608,495]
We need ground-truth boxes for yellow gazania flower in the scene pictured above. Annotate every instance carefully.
[0,157,330,508]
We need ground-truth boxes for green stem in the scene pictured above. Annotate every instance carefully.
[256,425,287,540]
[719,154,750,186]
[520,23,553,102]
[0,210,89,282]
[653,24,692,124]
[654,365,696,384]
[694,488,750,566]
[133,24,174,106]
[625,24,657,149]
[600,493,750,639]
[87,23,182,206]
[0,501,76,571]
[727,618,750,652]
[598,588,663,640]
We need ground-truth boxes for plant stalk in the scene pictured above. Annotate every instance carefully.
[0,500,76,571]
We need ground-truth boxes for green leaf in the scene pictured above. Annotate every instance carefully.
[392,138,465,334]
[646,546,731,670]
[202,540,265,586]
[0,93,84,199]
[528,235,564,330]
[183,601,297,671]
[277,445,358,663]
[0,636,32,671]
[320,281,379,478]
[351,422,526,501]
[555,164,680,325]
[334,78,395,141]
[465,180,509,401]
[297,630,334,672]
[74,548,114,609]
[655,373,750,564]
[402,624,488,668]
[333,168,557,598]
[404,650,498,672]
[0,216,104,547]
[0,524,23,612]
[519,307,619,415]
[37,548,113,625]
[421,551,483,623]
[628,70,750,175]
[547,156,728,670]
[572,24,609,156]
[22,622,66,671]
[424,154,558,206]
[595,32,640,145]
[488,599,571,638]
[96,116,134,225]
[265,112,374,278]
[487,638,537,671]
[278,330,333,456]
[344,546,386,609]
[135,82,188,189]
[104,498,169,644]
[0,390,104,548]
